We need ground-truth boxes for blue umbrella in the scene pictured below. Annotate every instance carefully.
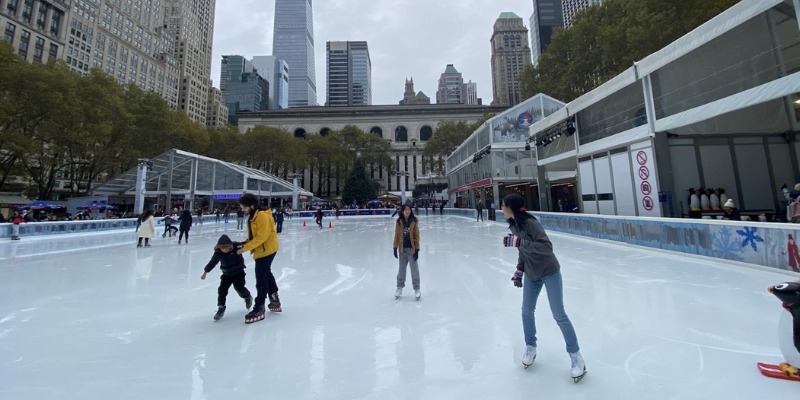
[16,200,66,210]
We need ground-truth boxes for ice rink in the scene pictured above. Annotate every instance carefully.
[1,214,797,399]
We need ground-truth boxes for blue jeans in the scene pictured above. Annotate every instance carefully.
[521,272,580,353]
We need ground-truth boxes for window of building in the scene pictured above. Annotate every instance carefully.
[18,29,29,57]
[21,0,33,23]
[7,0,18,14]
[48,43,57,60]
[32,36,44,62]
[370,126,382,137]
[420,125,433,141]
[294,128,306,138]
[395,126,408,142]
[4,22,15,44]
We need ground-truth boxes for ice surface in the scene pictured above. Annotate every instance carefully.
[0,215,797,399]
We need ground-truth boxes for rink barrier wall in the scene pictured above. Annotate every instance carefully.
[0,210,395,239]
[527,212,799,273]
[437,208,800,273]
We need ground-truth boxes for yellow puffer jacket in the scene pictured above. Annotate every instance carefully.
[240,209,279,258]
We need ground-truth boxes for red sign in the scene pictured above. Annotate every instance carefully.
[640,181,652,195]
[636,151,647,166]
[638,166,650,180]
[642,196,654,211]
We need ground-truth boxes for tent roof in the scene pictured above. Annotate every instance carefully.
[92,149,313,197]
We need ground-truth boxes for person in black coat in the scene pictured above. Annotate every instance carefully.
[274,208,285,233]
[722,199,741,221]
[178,209,193,244]
[201,234,253,321]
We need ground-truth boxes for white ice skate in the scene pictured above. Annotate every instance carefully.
[394,287,402,299]
[414,289,421,300]
[569,351,586,382]
[522,345,536,368]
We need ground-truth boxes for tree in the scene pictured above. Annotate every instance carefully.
[519,0,738,101]
[422,120,474,175]
[0,43,30,190]
[342,158,377,207]
[304,134,349,197]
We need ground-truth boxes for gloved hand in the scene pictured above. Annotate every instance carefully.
[413,250,419,261]
[393,248,398,259]
[511,264,523,288]
[503,233,524,247]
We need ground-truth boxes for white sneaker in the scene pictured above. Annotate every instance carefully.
[394,288,402,298]
[522,345,536,368]
[569,351,586,382]
[414,289,421,300]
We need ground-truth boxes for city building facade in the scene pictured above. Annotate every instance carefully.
[237,104,506,197]
[529,0,564,64]
[398,77,430,105]
[164,0,215,124]
[220,55,268,125]
[326,40,371,106]
[463,80,478,105]
[0,0,69,64]
[273,0,317,107]
[491,12,532,107]
[252,55,289,110]
[436,64,464,104]
[59,0,180,108]
[561,0,602,27]
[205,86,228,127]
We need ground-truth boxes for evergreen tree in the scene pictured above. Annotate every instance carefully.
[342,159,376,207]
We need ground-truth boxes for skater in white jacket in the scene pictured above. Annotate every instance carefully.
[137,210,156,247]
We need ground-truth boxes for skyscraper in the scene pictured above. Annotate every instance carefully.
[60,0,180,109]
[436,64,464,104]
[220,55,269,125]
[273,0,317,107]
[326,41,371,106]
[252,55,290,110]
[562,0,603,27]
[164,0,217,124]
[1,0,68,64]
[463,81,479,105]
[529,0,564,64]
[491,12,532,107]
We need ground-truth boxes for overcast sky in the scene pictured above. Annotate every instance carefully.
[210,0,534,106]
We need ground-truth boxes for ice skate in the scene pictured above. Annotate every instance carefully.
[213,305,225,321]
[414,289,421,301]
[569,351,587,382]
[268,293,282,312]
[522,345,536,368]
[244,295,253,310]
[245,304,265,323]
[137,243,143,248]
[394,287,402,299]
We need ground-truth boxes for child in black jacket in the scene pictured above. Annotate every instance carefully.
[201,234,253,321]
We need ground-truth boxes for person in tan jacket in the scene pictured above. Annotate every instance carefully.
[393,204,421,300]
[237,193,281,323]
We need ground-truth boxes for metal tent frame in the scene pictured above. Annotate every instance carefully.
[91,149,313,210]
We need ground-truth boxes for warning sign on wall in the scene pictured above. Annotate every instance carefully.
[630,146,661,217]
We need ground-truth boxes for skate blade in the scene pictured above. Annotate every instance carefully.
[572,371,587,383]
[244,314,265,324]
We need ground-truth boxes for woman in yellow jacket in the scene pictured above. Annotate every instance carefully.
[237,193,281,323]
[393,204,421,300]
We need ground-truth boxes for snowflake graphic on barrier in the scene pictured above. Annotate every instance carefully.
[711,226,744,261]
[736,226,764,252]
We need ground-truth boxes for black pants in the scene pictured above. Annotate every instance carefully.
[254,253,278,307]
[237,218,244,230]
[178,228,189,242]
[163,225,178,237]
[276,220,283,233]
[477,211,483,221]
[218,271,251,306]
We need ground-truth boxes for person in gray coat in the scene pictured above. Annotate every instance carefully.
[501,192,586,382]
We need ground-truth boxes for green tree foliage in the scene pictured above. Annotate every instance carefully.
[342,158,377,207]
[422,120,475,175]
[237,125,307,178]
[519,0,738,101]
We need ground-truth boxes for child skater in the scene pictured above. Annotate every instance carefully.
[315,208,324,229]
[200,234,254,321]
